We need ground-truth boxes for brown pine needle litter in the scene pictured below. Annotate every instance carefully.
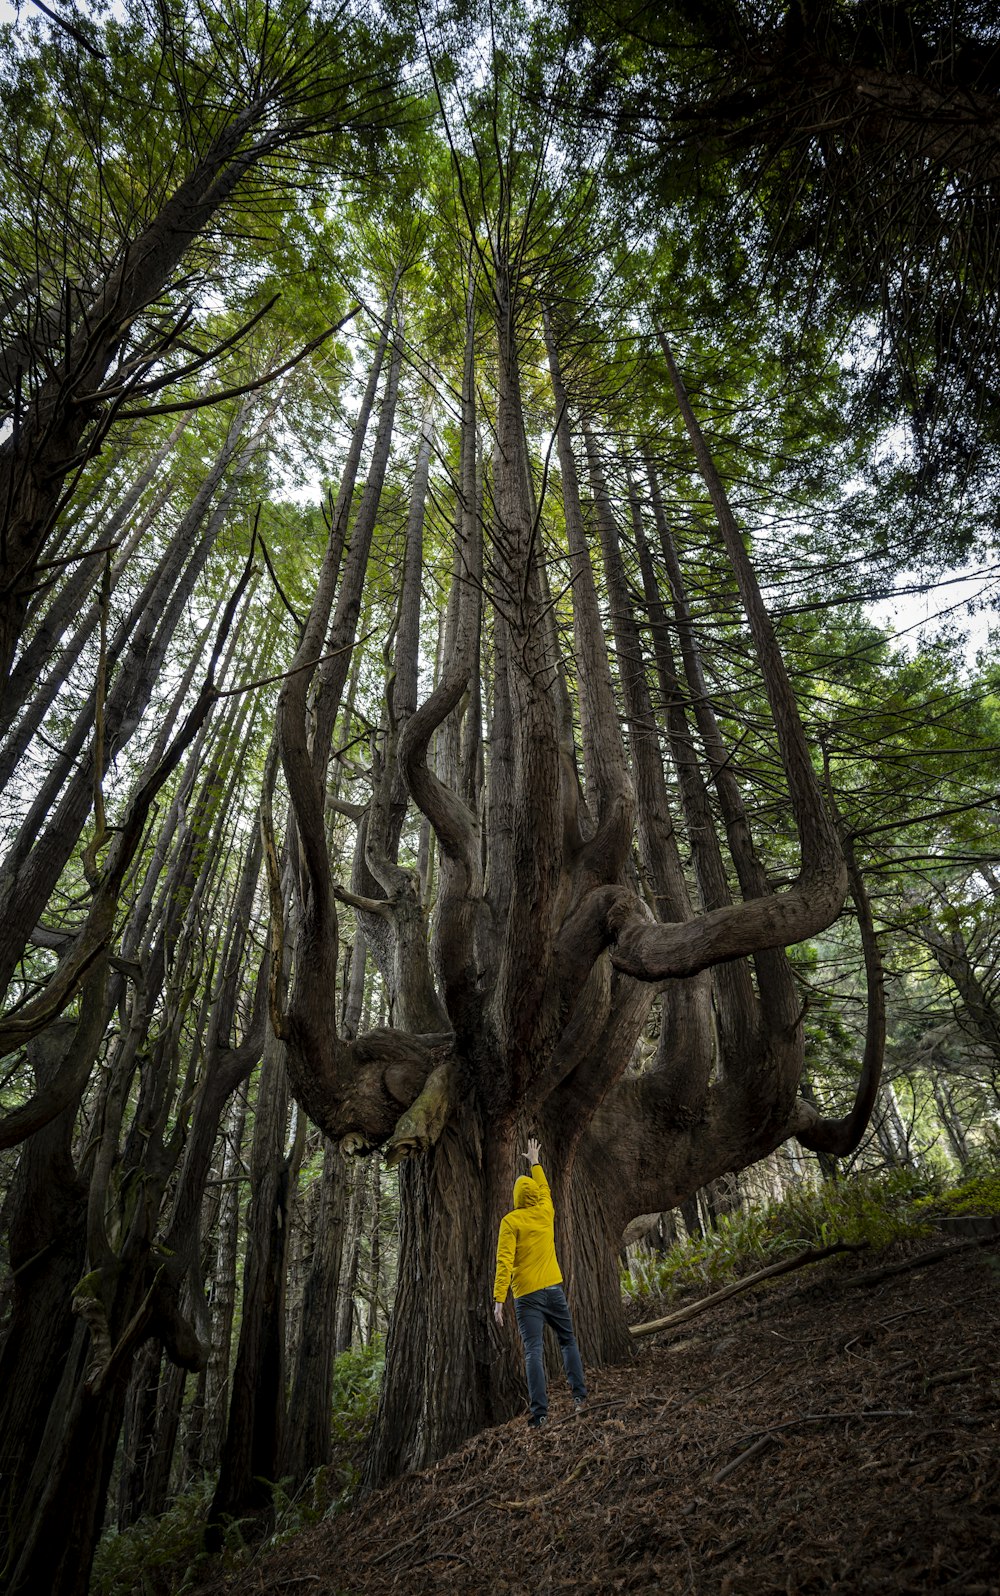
[200,1241,1000,1596]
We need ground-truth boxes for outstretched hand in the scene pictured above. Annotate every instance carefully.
[524,1136,541,1166]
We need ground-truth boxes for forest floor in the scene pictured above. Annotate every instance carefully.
[204,1235,999,1596]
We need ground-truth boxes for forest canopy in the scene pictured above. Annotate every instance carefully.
[0,1,998,1592]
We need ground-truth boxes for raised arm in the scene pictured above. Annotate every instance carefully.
[524,1136,553,1210]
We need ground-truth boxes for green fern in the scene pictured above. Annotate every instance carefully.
[621,1166,957,1306]
[91,1340,386,1595]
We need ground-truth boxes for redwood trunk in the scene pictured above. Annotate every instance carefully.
[363,1110,524,1487]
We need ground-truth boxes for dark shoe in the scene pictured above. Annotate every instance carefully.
[574,1398,587,1416]
[528,1415,547,1429]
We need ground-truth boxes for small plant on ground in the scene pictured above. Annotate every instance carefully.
[914,1167,1000,1219]
[329,1333,385,1448]
[90,1477,218,1596]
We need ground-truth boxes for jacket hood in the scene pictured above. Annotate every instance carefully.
[513,1175,542,1209]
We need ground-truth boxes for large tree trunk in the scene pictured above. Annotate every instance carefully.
[268,229,876,1504]
[8,1344,134,1596]
[363,1110,524,1486]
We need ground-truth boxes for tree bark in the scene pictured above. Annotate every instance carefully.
[0,1028,88,1573]
[200,1091,250,1477]
[208,1029,296,1539]
[284,1139,349,1481]
[363,1112,525,1486]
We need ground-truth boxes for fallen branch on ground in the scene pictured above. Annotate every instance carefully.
[712,1433,777,1485]
[846,1234,998,1288]
[630,1242,867,1339]
[734,1409,915,1445]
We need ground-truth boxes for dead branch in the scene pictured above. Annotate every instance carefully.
[845,1235,999,1288]
[629,1242,867,1339]
[711,1433,777,1485]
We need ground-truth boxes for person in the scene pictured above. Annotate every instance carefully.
[492,1136,587,1428]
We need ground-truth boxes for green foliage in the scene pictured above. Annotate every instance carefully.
[329,1334,385,1446]
[90,1478,218,1596]
[915,1169,1000,1220]
[91,1340,385,1594]
[622,1169,943,1304]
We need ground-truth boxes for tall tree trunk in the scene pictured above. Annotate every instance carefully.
[284,1140,349,1481]
[3,808,266,1592]
[2,409,187,735]
[0,478,175,792]
[200,1091,250,1477]
[933,1077,970,1169]
[144,1358,188,1518]
[0,80,330,693]
[208,1031,296,1539]
[0,1029,88,1573]
[0,401,258,1000]
[334,1158,369,1356]
[366,1159,381,1344]
[926,920,1000,1067]
[117,1339,164,1530]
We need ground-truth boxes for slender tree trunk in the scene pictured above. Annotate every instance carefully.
[0,402,257,999]
[200,1092,249,1476]
[933,1078,970,1168]
[0,1033,88,1572]
[2,410,187,733]
[144,1359,188,1517]
[208,1030,295,1539]
[4,804,266,1590]
[0,480,174,791]
[926,921,1000,1066]
[366,1160,381,1345]
[334,1159,368,1356]
[117,1339,164,1530]
[284,1140,349,1481]
[875,1081,914,1165]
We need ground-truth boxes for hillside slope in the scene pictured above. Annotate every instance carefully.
[209,1240,999,1595]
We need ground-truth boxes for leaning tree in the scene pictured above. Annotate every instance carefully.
[265,70,884,1486]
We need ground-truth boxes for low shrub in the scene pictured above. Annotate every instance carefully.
[91,1338,386,1596]
[90,1478,217,1596]
[621,1167,942,1306]
[914,1168,1000,1219]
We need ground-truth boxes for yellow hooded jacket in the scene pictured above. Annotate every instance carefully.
[492,1162,563,1301]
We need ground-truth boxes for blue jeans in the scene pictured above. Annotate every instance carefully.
[513,1284,587,1420]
